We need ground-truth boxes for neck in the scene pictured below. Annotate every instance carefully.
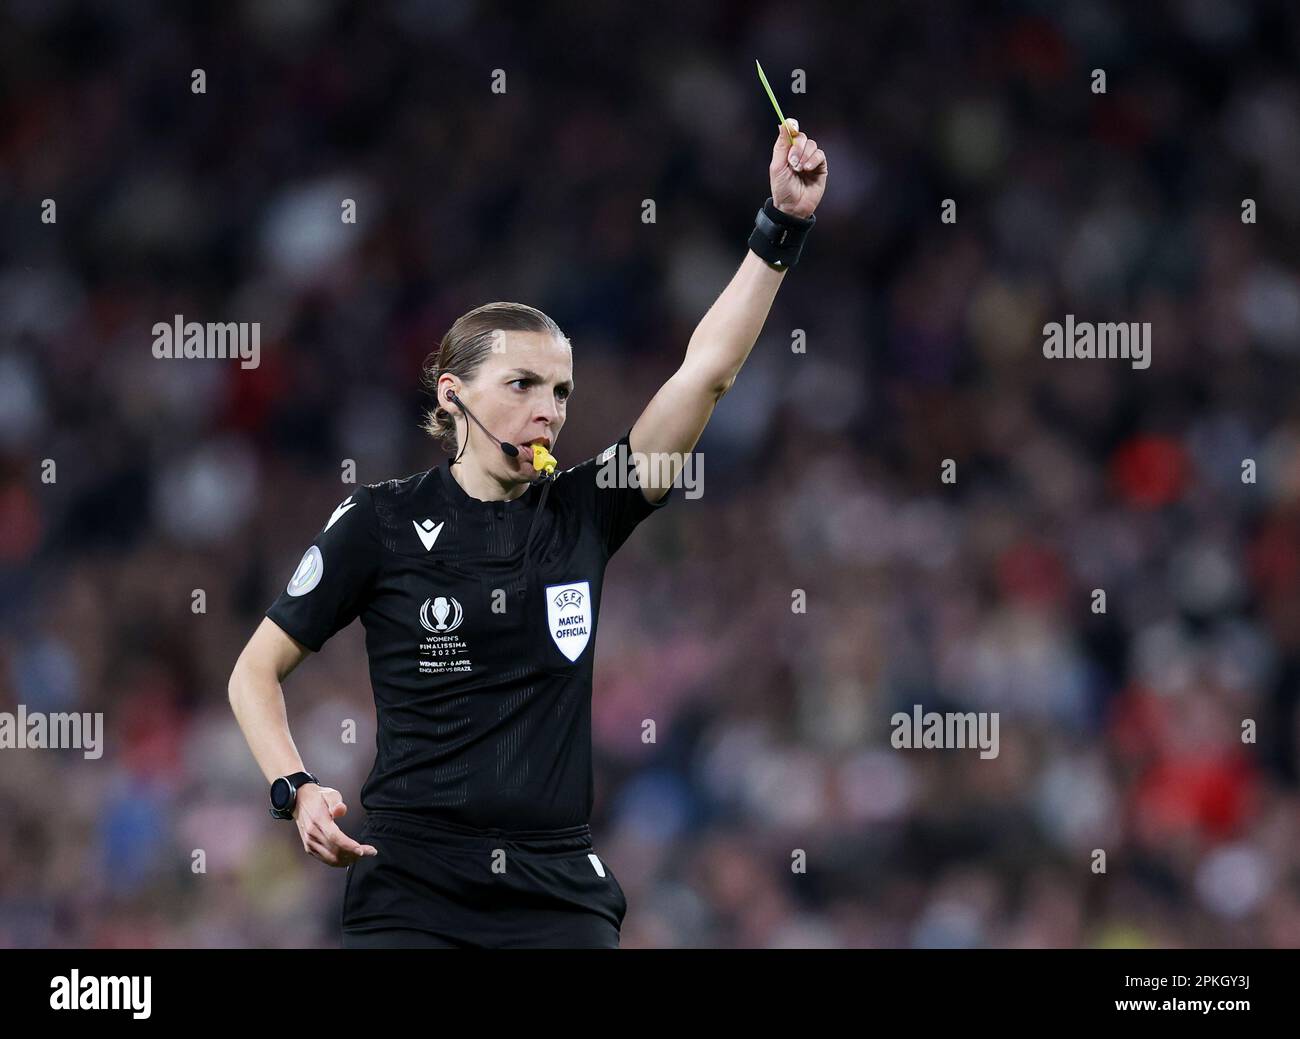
[449,453,530,503]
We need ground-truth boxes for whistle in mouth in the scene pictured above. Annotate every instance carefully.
[531,443,557,477]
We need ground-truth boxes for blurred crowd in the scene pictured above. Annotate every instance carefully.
[2,0,1300,947]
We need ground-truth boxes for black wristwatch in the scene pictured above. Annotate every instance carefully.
[269,771,319,820]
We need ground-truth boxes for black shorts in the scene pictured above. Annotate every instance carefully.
[341,810,628,949]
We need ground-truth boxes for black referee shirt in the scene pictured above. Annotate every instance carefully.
[265,428,672,833]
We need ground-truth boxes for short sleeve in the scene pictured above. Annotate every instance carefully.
[265,485,381,652]
[556,427,673,558]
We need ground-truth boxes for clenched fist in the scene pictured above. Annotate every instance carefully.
[770,117,828,220]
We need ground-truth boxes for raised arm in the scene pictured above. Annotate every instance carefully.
[629,116,828,502]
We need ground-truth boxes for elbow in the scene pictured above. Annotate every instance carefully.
[227,665,244,707]
[678,356,736,401]
[228,651,257,706]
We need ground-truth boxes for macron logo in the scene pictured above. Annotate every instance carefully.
[324,497,356,532]
[414,518,444,551]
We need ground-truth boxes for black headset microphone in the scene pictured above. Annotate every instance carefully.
[446,387,559,480]
[444,387,556,561]
[445,389,523,461]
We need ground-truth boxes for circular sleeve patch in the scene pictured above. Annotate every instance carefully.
[286,545,324,597]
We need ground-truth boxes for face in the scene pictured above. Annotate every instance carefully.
[440,330,573,482]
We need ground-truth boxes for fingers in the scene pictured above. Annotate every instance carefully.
[773,117,799,156]
[303,820,378,867]
[772,119,826,176]
[294,786,376,867]
[789,136,819,172]
[323,824,375,865]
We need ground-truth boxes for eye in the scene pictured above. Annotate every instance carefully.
[511,378,570,401]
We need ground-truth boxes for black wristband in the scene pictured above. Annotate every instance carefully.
[748,197,816,270]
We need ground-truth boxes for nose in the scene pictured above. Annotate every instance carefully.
[534,391,562,429]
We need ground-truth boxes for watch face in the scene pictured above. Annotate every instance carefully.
[270,777,293,811]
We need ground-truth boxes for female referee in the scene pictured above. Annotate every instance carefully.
[228,117,828,948]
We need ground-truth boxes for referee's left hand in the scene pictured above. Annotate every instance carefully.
[770,117,828,220]
[294,784,378,867]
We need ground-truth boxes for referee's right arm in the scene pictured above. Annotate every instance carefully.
[229,618,377,866]
[229,486,383,867]
[228,617,312,794]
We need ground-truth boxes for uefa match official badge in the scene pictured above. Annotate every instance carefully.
[545,580,591,662]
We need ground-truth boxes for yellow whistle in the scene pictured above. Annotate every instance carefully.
[531,443,557,477]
